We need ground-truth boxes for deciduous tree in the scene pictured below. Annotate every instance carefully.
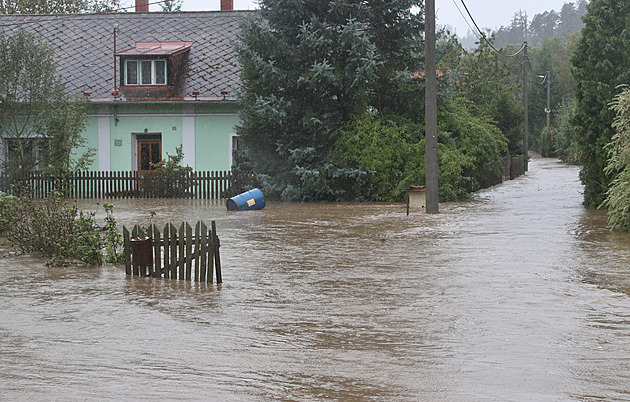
[0,0,120,13]
[0,30,90,193]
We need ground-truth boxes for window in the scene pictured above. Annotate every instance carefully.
[4,137,49,171]
[124,59,167,86]
[229,133,239,169]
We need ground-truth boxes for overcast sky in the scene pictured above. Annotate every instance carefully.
[136,0,579,35]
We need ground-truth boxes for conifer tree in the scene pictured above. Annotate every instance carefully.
[571,0,630,207]
[235,0,423,200]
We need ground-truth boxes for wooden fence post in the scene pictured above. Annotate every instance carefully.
[200,221,208,282]
[178,222,185,280]
[185,222,193,281]
[152,224,162,278]
[123,226,131,275]
[212,220,222,283]
[169,223,177,279]
[195,221,201,281]
[163,223,171,279]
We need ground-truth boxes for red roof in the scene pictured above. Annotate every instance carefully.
[116,42,193,57]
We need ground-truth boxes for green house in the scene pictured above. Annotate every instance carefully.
[0,4,247,174]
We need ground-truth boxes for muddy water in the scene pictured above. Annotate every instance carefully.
[1,157,630,400]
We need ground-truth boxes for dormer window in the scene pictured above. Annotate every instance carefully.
[116,42,192,89]
[124,59,167,86]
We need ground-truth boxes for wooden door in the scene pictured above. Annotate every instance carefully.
[138,140,161,171]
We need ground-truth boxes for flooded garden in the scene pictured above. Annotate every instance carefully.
[1,157,630,400]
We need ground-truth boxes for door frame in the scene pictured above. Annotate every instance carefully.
[132,133,162,171]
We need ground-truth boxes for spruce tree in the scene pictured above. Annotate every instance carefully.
[235,0,423,200]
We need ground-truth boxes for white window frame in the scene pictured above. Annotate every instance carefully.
[124,59,167,86]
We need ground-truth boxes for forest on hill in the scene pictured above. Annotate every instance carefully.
[457,0,587,49]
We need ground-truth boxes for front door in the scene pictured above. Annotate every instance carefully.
[138,140,161,171]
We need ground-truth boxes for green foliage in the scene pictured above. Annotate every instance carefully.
[332,117,423,201]
[254,147,371,202]
[159,0,182,12]
[487,1,587,48]
[0,0,121,13]
[332,103,507,202]
[572,0,630,207]
[552,98,580,164]
[0,193,102,266]
[235,0,423,199]
[449,39,523,156]
[602,88,630,231]
[0,30,92,196]
[438,101,508,197]
[528,37,577,156]
[148,145,193,197]
[103,203,124,264]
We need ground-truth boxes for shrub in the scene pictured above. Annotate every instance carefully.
[603,87,630,231]
[0,193,103,266]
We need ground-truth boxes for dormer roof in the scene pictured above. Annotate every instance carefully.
[116,42,193,57]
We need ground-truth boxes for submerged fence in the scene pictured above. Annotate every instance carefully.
[123,220,221,283]
[0,170,254,199]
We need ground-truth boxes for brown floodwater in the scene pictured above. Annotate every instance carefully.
[1,157,630,400]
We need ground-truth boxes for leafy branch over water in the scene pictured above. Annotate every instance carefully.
[0,193,123,266]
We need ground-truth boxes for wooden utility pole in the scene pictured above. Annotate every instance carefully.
[545,71,551,149]
[522,42,529,155]
[425,0,439,214]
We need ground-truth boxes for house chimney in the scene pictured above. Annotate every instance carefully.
[136,0,149,12]
[221,0,233,11]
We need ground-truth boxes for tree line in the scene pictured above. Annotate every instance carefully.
[458,0,587,49]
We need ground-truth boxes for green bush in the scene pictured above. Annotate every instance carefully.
[603,87,630,231]
[148,145,193,197]
[553,98,580,164]
[0,193,103,266]
[331,104,507,203]
[332,117,423,201]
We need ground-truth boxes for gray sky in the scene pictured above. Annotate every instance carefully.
[137,0,579,35]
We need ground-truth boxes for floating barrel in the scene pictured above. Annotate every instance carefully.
[226,188,266,211]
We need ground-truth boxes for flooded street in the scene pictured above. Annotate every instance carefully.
[2,157,630,400]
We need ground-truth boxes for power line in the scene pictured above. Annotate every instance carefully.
[115,0,169,12]
[451,0,483,42]
[455,0,526,58]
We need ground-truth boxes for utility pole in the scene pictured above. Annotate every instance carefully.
[425,0,439,214]
[545,71,551,150]
[522,42,529,155]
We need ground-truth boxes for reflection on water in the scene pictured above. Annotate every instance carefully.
[1,157,630,400]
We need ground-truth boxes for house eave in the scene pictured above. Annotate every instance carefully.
[87,97,240,103]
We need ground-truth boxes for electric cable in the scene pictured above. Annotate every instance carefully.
[456,0,526,58]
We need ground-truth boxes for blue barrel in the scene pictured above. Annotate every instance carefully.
[226,188,266,211]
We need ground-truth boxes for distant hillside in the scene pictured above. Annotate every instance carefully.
[452,0,587,49]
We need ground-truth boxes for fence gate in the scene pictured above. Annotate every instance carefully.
[123,220,222,283]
